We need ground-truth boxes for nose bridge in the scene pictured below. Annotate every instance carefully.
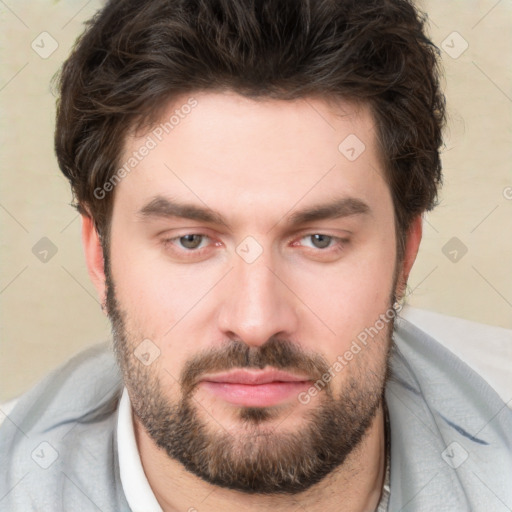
[217,243,297,346]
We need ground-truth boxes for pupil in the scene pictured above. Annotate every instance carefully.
[312,234,331,249]
[181,235,202,249]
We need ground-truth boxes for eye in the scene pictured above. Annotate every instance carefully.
[177,234,208,250]
[163,234,212,252]
[298,234,343,250]
[160,233,221,262]
[303,234,334,249]
[291,234,350,260]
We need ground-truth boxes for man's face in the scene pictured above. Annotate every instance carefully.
[105,91,400,494]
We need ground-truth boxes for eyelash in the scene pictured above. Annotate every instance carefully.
[161,233,349,258]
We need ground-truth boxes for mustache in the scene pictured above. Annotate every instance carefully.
[180,337,331,396]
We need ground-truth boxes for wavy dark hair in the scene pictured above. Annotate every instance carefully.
[54,0,446,263]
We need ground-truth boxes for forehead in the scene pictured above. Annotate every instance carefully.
[114,91,390,228]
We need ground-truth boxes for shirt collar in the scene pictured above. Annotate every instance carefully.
[117,387,164,512]
[376,398,391,511]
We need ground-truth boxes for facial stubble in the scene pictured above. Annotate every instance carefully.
[106,257,397,495]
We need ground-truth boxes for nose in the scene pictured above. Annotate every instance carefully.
[216,246,299,348]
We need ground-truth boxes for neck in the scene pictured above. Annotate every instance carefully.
[134,404,387,512]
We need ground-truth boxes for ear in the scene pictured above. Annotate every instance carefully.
[396,215,423,302]
[81,214,107,312]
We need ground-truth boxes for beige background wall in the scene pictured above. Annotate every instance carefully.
[1,0,511,402]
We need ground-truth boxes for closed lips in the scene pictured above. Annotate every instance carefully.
[201,369,311,385]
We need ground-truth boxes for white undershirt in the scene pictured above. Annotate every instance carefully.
[117,387,164,512]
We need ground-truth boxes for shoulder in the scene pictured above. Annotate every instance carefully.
[1,341,122,436]
[390,306,512,432]
[0,342,126,510]
[387,308,512,510]
[397,305,512,405]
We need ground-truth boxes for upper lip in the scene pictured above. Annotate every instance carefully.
[201,369,311,385]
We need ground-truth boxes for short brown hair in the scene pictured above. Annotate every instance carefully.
[54,0,446,262]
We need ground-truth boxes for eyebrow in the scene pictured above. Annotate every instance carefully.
[137,195,371,229]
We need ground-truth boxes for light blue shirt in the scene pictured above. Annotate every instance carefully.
[0,316,511,511]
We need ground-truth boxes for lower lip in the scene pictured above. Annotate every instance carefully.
[200,380,311,407]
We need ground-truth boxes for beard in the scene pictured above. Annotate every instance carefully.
[105,259,396,495]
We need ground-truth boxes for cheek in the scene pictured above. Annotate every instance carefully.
[287,235,396,355]
[108,226,211,335]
